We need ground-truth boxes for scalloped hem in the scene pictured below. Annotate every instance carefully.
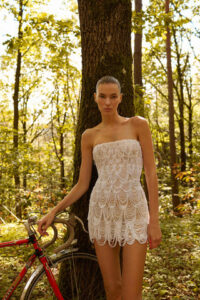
[89,236,148,248]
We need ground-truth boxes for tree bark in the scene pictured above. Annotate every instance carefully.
[186,78,193,166]
[133,0,149,199]
[13,0,23,218]
[71,0,134,250]
[60,132,65,189]
[60,2,134,296]
[173,29,186,171]
[134,0,144,116]
[60,2,134,295]
[22,115,27,190]
[165,0,180,215]
[51,89,66,191]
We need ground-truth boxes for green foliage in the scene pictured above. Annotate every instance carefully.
[0,0,200,296]
[143,211,200,299]
[0,220,66,299]
[0,0,80,219]
[174,163,200,215]
[0,210,199,299]
[141,0,200,187]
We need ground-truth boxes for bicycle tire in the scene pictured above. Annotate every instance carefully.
[21,251,106,300]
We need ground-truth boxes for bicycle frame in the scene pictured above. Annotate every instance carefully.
[0,233,64,300]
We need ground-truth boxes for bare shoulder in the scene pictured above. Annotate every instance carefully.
[81,127,99,148]
[81,128,93,145]
[82,128,93,138]
[129,115,148,126]
[129,116,150,136]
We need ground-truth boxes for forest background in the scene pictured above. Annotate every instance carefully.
[0,0,200,299]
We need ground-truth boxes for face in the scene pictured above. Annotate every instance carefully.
[94,83,122,114]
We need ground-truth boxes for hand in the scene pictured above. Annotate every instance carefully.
[147,220,162,250]
[37,211,55,236]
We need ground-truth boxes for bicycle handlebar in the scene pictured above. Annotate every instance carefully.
[23,212,88,253]
[53,216,75,253]
[24,216,58,249]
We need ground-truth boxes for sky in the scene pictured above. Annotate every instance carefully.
[1,0,199,62]
[0,0,199,116]
[0,0,81,69]
[1,0,199,61]
[0,0,199,88]
[0,0,81,114]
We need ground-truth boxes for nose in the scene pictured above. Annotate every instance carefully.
[105,97,111,106]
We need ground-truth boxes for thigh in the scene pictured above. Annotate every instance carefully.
[122,240,147,299]
[94,240,122,287]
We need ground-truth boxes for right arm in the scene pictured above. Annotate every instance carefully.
[37,129,93,235]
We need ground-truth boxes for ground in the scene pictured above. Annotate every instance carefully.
[0,212,200,299]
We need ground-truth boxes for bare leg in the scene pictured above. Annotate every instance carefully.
[121,240,147,300]
[94,240,122,300]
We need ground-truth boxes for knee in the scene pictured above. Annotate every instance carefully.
[104,280,122,300]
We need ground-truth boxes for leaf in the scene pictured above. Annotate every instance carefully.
[159,289,168,295]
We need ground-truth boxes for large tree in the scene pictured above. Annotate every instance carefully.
[173,28,186,171]
[165,0,180,214]
[71,0,135,251]
[13,0,23,217]
[59,0,134,296]
[134,0,144,116]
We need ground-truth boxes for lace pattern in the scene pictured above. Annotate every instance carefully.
[87,139,150,247]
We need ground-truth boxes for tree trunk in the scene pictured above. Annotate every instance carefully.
[71,0,134,250]
[134,0,144,116]
[60,0,134,297]
[188,105,193,164]
[165,0,180,215]
[173,29,186,171]
[133,0,148,199]
[185,77,193,166]
[60,132,65,190]
[51,87,67,191]
[22,119,27,189]
[13,0,23,218]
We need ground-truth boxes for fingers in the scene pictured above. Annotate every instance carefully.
[37,219,49,236]
[147,223,162,250]
[37,212,55,236]
[148,239,152,249]
[148,236,162,249]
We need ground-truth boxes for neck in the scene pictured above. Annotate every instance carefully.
[101,113,122,127]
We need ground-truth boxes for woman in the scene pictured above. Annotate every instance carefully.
[38,75,162,300]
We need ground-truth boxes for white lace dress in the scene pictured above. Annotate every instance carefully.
[87,139,150,247]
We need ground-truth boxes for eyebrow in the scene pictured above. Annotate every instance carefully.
[99,92,117,95]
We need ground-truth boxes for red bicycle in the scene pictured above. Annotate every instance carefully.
[0,211,105,300]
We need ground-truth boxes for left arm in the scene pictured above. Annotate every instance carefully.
[134,116,162,249]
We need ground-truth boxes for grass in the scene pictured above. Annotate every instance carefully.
[0,222,65,299]
[143,211,200,300]
[0,211,200,299]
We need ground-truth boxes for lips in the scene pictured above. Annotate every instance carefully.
[104,108,112,111]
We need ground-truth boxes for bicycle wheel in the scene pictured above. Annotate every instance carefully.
[22,251,106,300]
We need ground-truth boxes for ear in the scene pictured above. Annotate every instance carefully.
[119,93,123,103]
[94,93,97,103]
